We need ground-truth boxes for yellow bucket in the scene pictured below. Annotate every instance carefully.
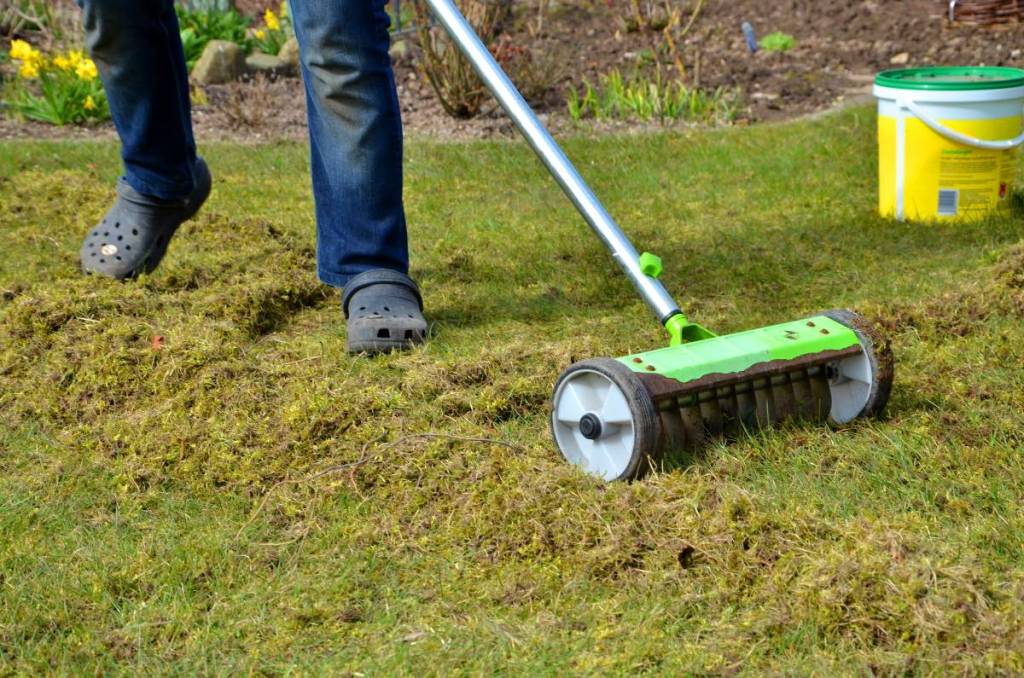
[874,67,1024,221]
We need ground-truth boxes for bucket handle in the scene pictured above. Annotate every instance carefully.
[899,97,1024,151]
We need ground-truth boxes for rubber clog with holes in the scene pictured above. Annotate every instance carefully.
[342,269,428,354]
[80,157,212,280]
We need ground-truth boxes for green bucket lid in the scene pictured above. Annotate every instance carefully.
[876,66,1024,91]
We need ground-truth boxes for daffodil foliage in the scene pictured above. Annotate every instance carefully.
[251,3,291,57]
[7,40,109,125]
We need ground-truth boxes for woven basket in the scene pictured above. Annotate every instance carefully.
[950,0,1024,25]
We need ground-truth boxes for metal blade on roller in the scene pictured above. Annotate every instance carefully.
[618,315,865,449]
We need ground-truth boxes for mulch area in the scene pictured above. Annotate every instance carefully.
[3,0,1024,141]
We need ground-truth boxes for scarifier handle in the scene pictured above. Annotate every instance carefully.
[422,0,688,332]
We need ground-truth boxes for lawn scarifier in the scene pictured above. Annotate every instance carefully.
[425,0,895,481]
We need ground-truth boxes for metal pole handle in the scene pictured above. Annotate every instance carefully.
[422,0,683,324]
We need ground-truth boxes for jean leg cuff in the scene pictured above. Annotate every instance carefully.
[319,265,415,289]
[124,170,196,203]
[318,268,352,289]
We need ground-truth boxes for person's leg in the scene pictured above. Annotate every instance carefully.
[80,0,198,200]
[77,0,210,279]
[290,0,423,353]
[289,0,409,287]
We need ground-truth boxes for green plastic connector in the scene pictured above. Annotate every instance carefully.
[638,252,663,278]
[665,313,717,346]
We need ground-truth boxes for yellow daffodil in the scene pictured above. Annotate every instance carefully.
[280,1,288,18]
[10,39,37,62]
[84,95,96,111]
[18,60,40,79]
[53,54,73,71]
[255,29,266,39]
[67,50,86,67]
[75,58,98,81]
[11,39,46,78]
[264,8,280,31]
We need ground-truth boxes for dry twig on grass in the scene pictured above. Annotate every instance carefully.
[412,0,512,118]
[1,0,81,49]
[217,73,274,129]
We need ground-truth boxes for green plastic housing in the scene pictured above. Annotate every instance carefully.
[875,66,1024,92]
[618,315,861,385]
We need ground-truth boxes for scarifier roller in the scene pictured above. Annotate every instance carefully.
[424,0,895,481]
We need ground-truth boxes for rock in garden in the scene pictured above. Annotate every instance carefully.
[245,52,292,77]
[278,37,300,69]
[192,40,247,85]
[890,52,910,65]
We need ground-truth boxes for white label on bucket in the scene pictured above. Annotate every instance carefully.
[938,189,960,217]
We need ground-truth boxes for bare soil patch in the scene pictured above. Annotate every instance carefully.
[4,0,1024,142]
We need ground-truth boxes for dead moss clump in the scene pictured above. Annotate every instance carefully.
[6,148,1024,672]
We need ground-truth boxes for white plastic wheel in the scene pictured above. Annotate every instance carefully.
[551,367,641,481]
[822,308,894,424]
[828,349,874,424]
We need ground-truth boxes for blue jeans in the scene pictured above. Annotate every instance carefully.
[79,0,409,287]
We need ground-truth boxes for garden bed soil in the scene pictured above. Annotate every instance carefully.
[4,0,1024,142]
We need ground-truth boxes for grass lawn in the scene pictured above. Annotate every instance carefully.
[3,108,1024,673]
